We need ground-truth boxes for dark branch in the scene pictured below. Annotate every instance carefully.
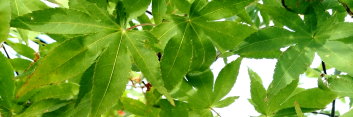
[311,112,338,117]
[2,43,19,76]
[281,0,295,12]
[338,0,353,18]
[321,61,335,117]
[146,10,153,15]
[211,108,222,117]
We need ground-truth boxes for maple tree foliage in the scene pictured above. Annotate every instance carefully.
[1,0,353,116]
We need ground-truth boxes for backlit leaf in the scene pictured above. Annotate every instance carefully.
[16,32,116,97]
[268,45,314,96]
[235,27,311,58]
[193,21,255,51]
[11,8,117,34]
[125,31,174,105]
[317,41,353,76]
[212,96,239,108]
[0,54,15,109]
[0,0,10,42]
[16,99,68,117]
[152,0,167,24]
[196,0,255,20]
[213,58,242,102]
[91,33,131,116]
[161,24,193,90]
[327,75,353,97]
[248,69,267,114]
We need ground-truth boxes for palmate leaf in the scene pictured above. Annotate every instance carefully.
[187,70,214,108]
[0,54,15,110]
[168,0,192,14]
[152,0,167,24]
[327,75,353,97]
[267,44,314,96]
[188,25,216,72]
[9,58,31,73]
[16,99,68,117]
[267,80,298,114]
[6,42,36,59]
[90,33,131,116]
[10,0,49,17]
[235,27,311,58]
[279,88,336,109]
[194,0,255,20]
[158,0,254,95]
[193,20,256,52]
[151,21,178,50]
[122,0,151,19]
[248,69,267,114]
[160,23,193,90]
[212,96,239,108]
[213,58,242,103]
[317,41,353,76]
[316,23,353,41]
[68,0,118,27]
[125,31,174,105]
[261,5,308,33]
[16,31,116,97]
[11,8,117,34]
[30,83,79,102]
[120,97,150,116]
[0,0,10,42]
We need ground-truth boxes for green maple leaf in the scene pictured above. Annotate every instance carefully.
[11,1,174,116]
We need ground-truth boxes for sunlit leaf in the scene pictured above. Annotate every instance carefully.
[125,31,174,105]
[213,58,242,103]
[16,32,116,97]
[0,0,10,42]
[317,41,353,76]
[0,54,15,109]
[11,8,117,34]
[16,99,68,117]
[91,33,131,116]
[268,45,314,96]
[248,69,267,114]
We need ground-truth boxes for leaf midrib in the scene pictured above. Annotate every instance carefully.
[94,33,124,116]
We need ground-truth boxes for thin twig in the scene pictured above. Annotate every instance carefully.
[331,100,336,117]
[146,10,153,15]
[127,23,156,31]
[338,0,353,18]
[2,43,19,76]
[311,112,338,117]
[281,0,295,12]
[321,61,335,117]
[211,108,222,117]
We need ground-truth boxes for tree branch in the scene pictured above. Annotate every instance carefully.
[1,43,19,76]
[146,10,153,15]
[211,108,222,117]
[321,61,335,117]
[338,0,353,18]
[127,23,156,30]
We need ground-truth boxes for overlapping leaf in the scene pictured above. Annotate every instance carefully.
[0,0,10,42]
[0,54,15,110]
[16,32,116,97]
[235,27,311,58]
[159,0,255,91]
[268,45,314,96]
[91,33,131,116]
[11,8,117,34]
[317,41,353,76]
